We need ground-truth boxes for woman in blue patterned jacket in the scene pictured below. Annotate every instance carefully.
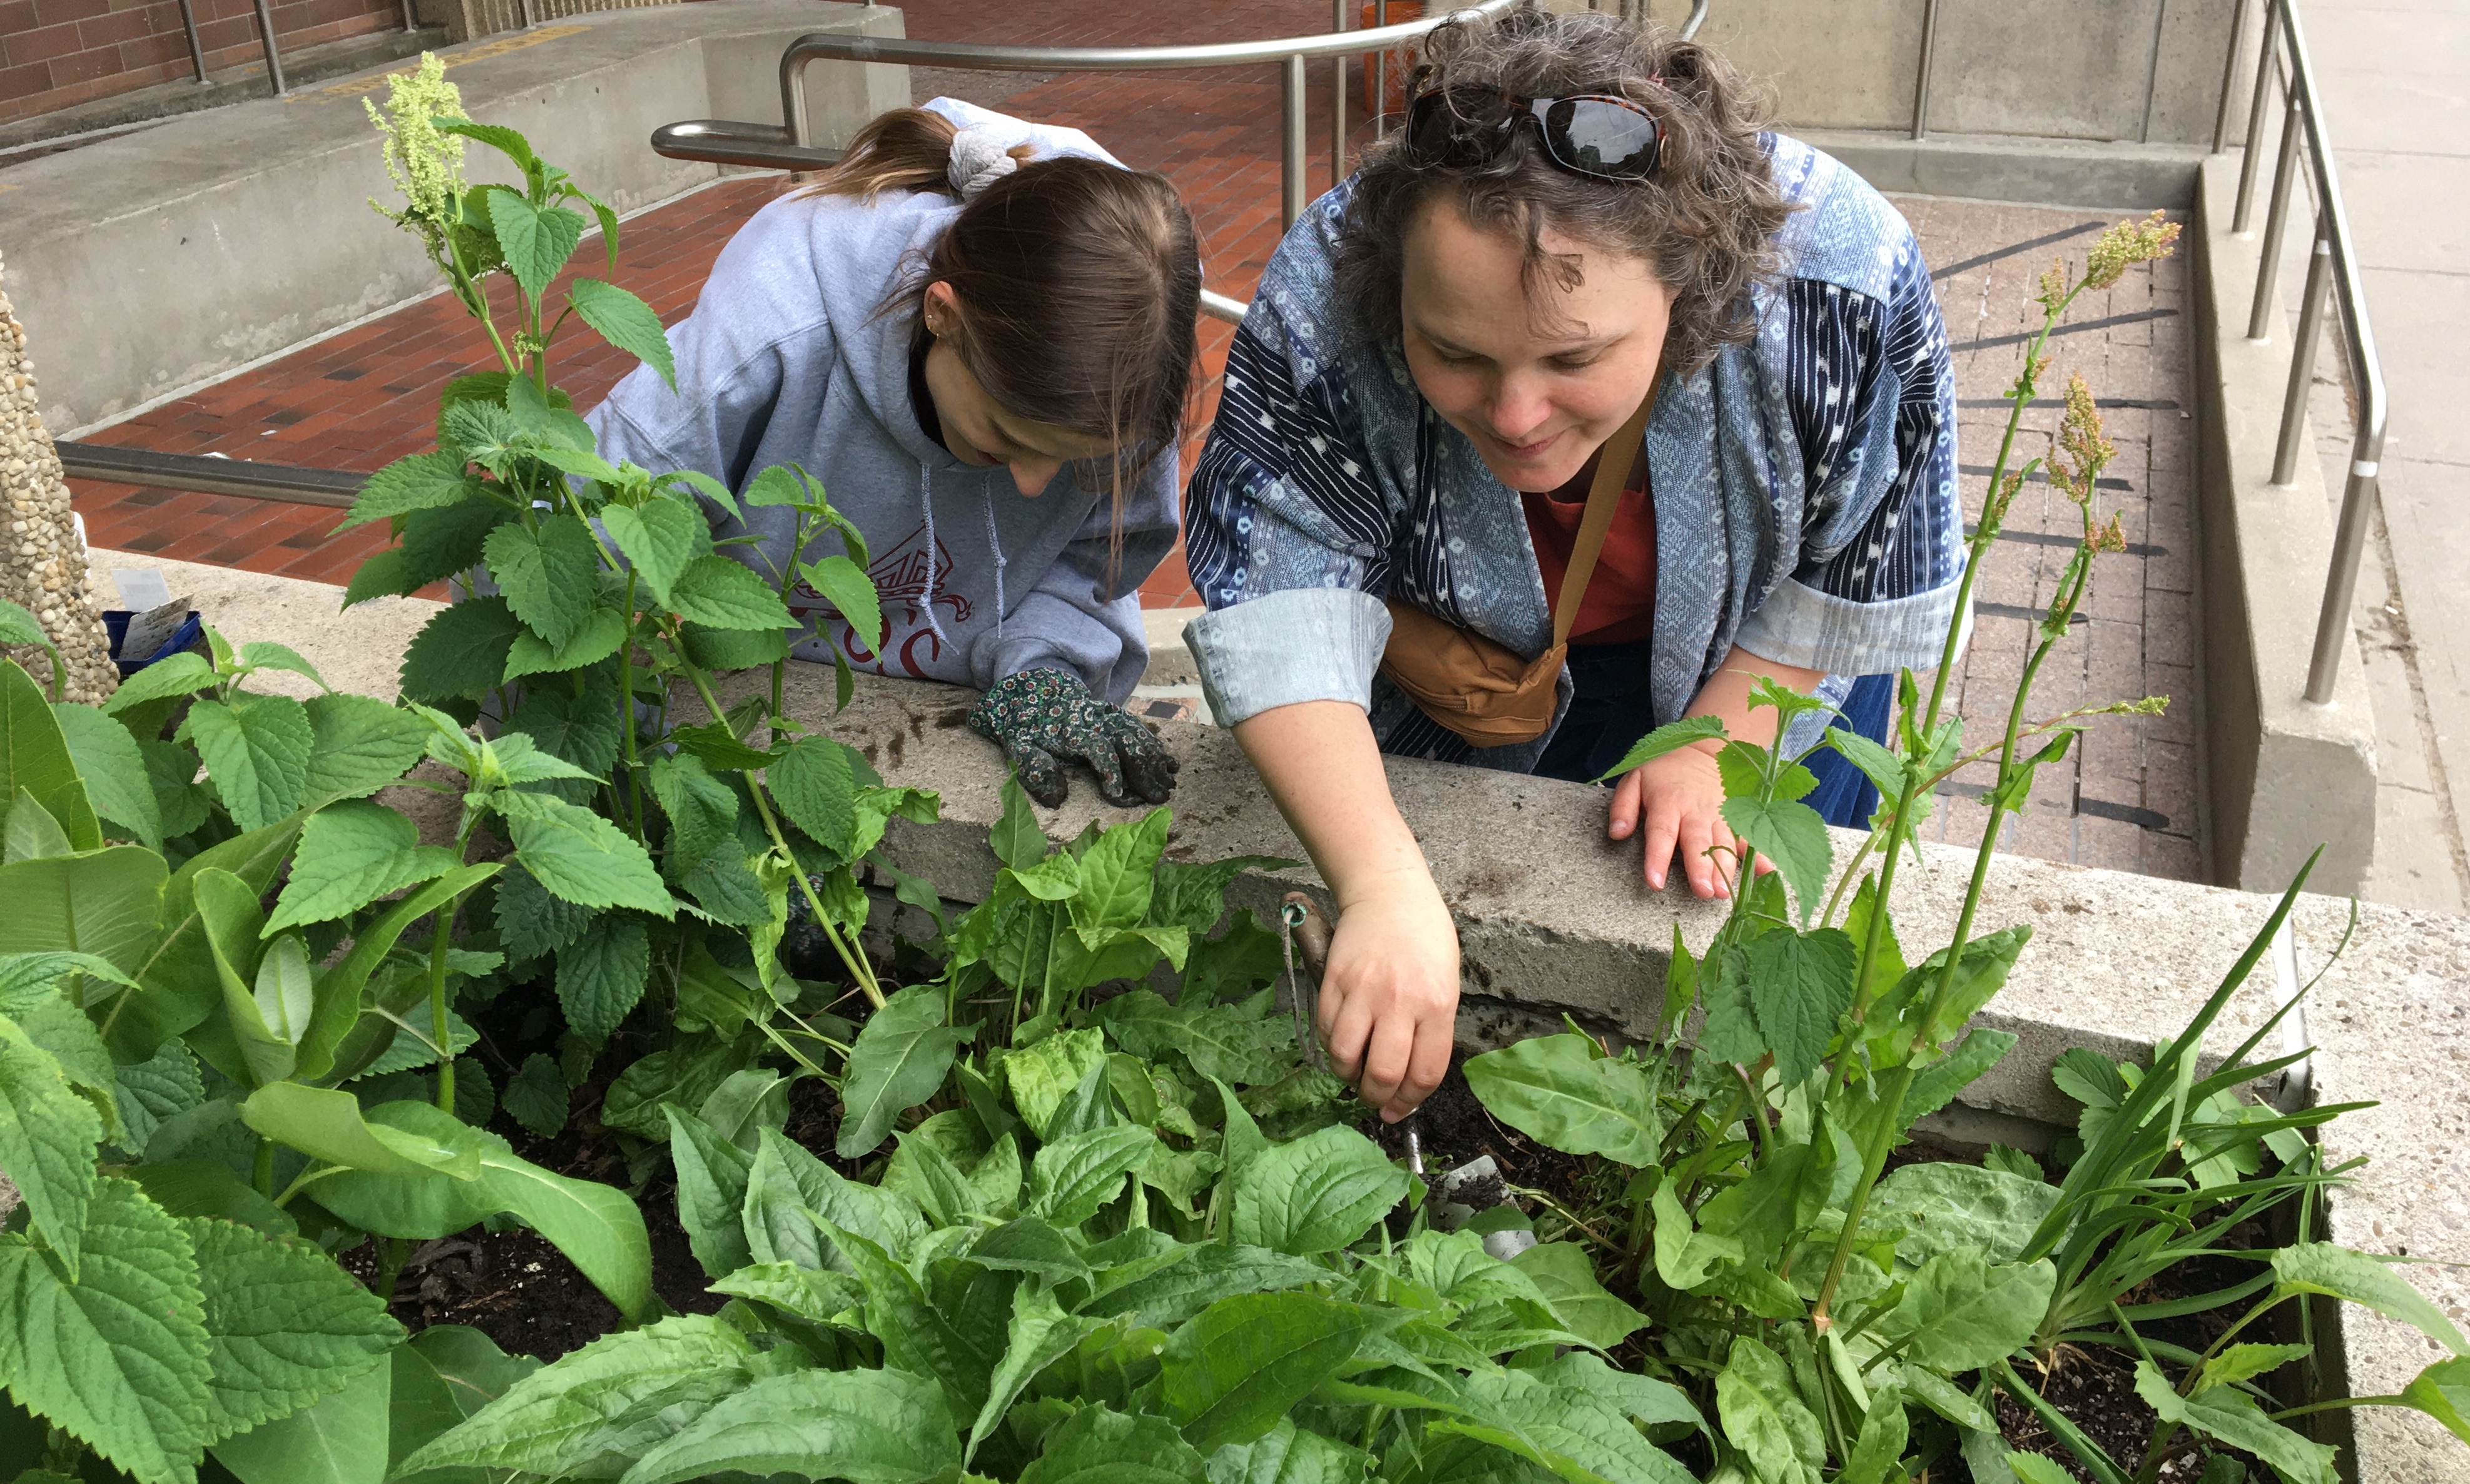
[1181,9,1961,1117]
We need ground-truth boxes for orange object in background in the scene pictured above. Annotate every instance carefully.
[1360,1,1426,116]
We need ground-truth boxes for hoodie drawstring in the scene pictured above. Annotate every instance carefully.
[918,465,952,648]
[983,489,1009,641]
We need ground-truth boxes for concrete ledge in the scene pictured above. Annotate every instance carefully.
[2189,152,2379,895]
[92,552,2466,1481]
[1800,128,2208,211]
[0,1,908,434]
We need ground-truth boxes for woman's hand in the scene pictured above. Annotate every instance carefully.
[1609,741,1741,897]
[1318,870,1458,1122]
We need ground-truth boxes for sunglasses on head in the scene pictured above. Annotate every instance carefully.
[1402,88,1664,183]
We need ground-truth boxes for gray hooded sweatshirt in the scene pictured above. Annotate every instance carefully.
[586,98,1176,702]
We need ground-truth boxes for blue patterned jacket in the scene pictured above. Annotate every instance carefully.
[1182,135,1963,771]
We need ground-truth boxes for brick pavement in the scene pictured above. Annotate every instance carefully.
[58,3,2202,878]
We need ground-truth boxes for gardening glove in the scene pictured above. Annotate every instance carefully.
[967,666,1179,808]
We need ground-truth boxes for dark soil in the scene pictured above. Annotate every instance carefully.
[1372,1051,1610,1222]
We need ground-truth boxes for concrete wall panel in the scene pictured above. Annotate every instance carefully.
[1652,0,1924,133]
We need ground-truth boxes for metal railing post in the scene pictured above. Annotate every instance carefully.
[2246,83,2305,341]
[2272,225,2332,486]
[1283,52,1309,228]
[248,0,287,94]
[518,0,536,28]
[2309,434,2384,704]
[1332,0,1348,192]
[2212,0,2250,153]
[1374,0,1388,138]
[2232,0,2282,231]
[1910,0,1941,141]
[175,0,208,83]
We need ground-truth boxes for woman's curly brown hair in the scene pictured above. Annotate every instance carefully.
[1334,6,1791,379]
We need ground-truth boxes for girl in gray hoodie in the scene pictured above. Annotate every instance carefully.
[587,98,1199,807]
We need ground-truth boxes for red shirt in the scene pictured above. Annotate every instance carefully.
[1521,460,1657,646]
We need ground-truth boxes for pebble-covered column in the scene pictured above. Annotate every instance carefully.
[1,252,118,707]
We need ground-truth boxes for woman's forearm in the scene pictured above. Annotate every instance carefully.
[1229,699,1433,908]
[1685,646,1828,749]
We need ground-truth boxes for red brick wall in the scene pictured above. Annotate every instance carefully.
[1,0,404,126]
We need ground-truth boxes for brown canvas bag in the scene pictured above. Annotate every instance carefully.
[1378,390,1657,747]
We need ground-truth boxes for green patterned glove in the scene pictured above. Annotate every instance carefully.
[968,667,1179,808]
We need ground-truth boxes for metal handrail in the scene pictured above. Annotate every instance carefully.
[56,443,360,509]
[2218,0,2386,706]
[653,0,1709,322]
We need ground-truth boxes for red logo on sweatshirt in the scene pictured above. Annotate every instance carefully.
[786,522,972,674]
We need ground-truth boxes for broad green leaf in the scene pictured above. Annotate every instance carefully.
[2272,1243,2470,1356]
[503,1052,570,1138]
[1233,1123,1408,1256]
[669,554,794,632]
[493,862,592,959]
[504,681,624,780]
[621,1364,958,1484]
[434,118,537,170]
[0,1174,213,1484]
[302,863,497,1085]
[1741,927,1856,1084]
[2133,1360,2335,1484]
[2003,1455,2073,1484]
[4,788,74,861]
[1463,1034,1659,1165]
[569,278,676,390]
[1719,795,1832,925]
[125,1159,290,1237]
[504,605,627,681]
[1695,946,1765,1065]
[708,1263,867,1326]
[1162,1293,1376,1452]
[100,651,216,714]
[1207,1418,1373,1484]
[112,1038,203,1154]
[183,694,313,832]
[1871,1251,2054,1373]
[801,552,886,651]
[665,1104,755,1279]
[1906,1028,2020,1122]
[194,867,293,1088]
[1022,1403,1210,1484]
[1099,990,1296,1087]
[1443,1368,1696,1484]
[2195,1344,2312,1397]
[0,843,168,976]
[745,1126,927,1273]
[838,985,972,1157]
[969,1284,1107,1463]
[1032,1124,1157,1227]
[556,912,650,1044]
[240,1082,480,1179]
[234,641,327,689]
[339,449,474,529]
[51,702,157,848]
[1836,1385,1908,1484]
[373,1099,656,1321]
[1007,1027,1109,1140]
[399,597,523,703]
[101,821,290,1063]
[495,788,676,917]
[141,738,209,839]
[251,933,314,1047]
[484,515,600,649]
[1648,1184,1741,1291]
[1906,925,2034,1050]
[1868,1161,2059,1266]
[485,191,586,300]
[1532,1351,1704,1437]
[1070,806,1169,946]
[2402,1356,2470,1446]
[407,1322,541,1423]
[1595,714,1727,782]
[395,1315,756,1478]
[1714,1341,1822,1484]
[187,1217,399,1443]
[0,1015,99,1271]
[264,799,455,932]
[991,771,1048,870]
[1511,1241,1647,1349]
[1,666,100,853]
[1089,1241,1330,1330]
[599,499,704,606]
[601,1038,740,1139]
[811,1215,992,1418]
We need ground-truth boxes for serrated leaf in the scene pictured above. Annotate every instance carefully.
[100,651,216,715]
[770,734,858,856]
[1719,795,1832,923]
[1741,927,1856,1085]
[339,449,474,530]
[504,606,626,681]
[395,1314,756,1478]
[1030,1124,1156,1227]
[52,703,158,848]
[668,555,793,632]
[837,985,971,1157]
[1232,1123,1408,1256]
[486,191,586,300]
[186,1217,399,1442]
[1594,714,1728,782]
[569,278,676,392]
[484,515,601,649]
[400,597,523,703]
[599,498,704,606]
[495,788,675,917]
[265,800,456,932]
[0,1174,213,1483]
[492,863,591,959]
[621,1363,958,1484]
[182,694,312,833]
[1162,1293,1375,1451]
[503,1053,570,1138]
[0,1014,99,1271]
[302,693,429,807]
[1906,1027,2018,1124]
[1463,1033,1660,1165]
[556,913,649,1044]
[1022,1403,1209,1484]
[801,552,885,651]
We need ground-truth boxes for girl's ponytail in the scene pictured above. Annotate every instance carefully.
[807,106,970,201]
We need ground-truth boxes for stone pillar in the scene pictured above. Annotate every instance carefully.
[1,253,118,708]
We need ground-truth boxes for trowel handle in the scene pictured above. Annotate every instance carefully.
[1281,892,1334,982]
